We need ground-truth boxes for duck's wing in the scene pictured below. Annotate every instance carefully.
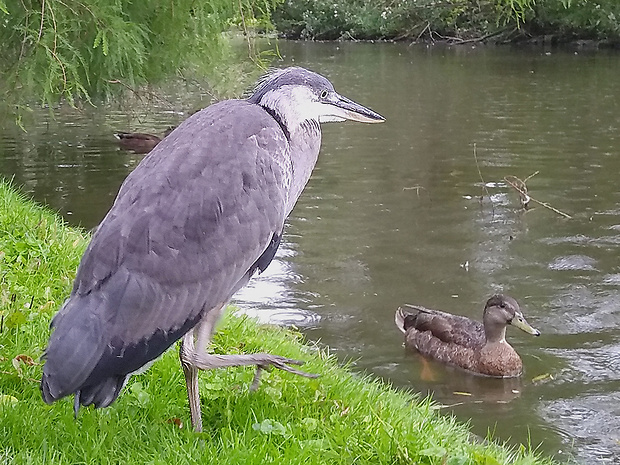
[408,328,481,373]
[114,132,161,142]
[396,304,485,349]
[114,132,162,154]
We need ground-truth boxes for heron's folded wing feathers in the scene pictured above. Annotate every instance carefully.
[44,101,291,395]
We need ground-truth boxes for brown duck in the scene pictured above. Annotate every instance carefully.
[114,132,162,154]
[395,295,540,377]
[114,127,175,154]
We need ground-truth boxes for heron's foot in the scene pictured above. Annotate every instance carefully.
[187,352,318,379]
[179,349,318,431]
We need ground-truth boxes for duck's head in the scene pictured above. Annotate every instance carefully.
[483,294,540,343]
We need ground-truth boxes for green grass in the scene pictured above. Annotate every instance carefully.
[0,179,558,465]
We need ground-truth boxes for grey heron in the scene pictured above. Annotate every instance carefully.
[41,67,385,431]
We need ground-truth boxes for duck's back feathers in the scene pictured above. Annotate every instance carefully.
[396,304,485,349]
[114,132,162,154]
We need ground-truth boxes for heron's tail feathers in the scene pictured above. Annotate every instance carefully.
[40,295,109,407]
[42,370,127,410]
[77,376,128,410]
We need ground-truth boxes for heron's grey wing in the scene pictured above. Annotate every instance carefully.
[42,100,291,402]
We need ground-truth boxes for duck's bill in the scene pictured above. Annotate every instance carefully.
[511,314,541,336]
[321,93,385,123]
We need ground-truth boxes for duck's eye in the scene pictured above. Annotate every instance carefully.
[500,302,506,308]
[320,89,329,99]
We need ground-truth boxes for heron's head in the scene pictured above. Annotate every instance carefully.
[248,67,384,131]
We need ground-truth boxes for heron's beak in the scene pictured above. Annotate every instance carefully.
[321,92,385,124]
[511,313,541,336]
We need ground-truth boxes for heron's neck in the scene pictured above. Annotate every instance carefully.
[256,91,323,215]
[258,88,316,133]
[284,121,321,215]
[260,105,290,140]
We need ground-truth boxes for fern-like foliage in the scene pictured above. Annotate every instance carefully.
[0,0,281,107]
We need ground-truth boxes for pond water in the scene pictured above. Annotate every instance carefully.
[2,41,620,464]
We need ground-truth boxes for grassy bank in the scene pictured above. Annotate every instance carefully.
[0,179,558,464]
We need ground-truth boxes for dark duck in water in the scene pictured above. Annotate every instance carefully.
[395,295,540,377]
[114,132,162,154]
[114,127,174,154]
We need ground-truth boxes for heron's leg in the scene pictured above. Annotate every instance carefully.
[194,302,225,354]
[188,314,317,387]
[185,304,317,377]
[180,328,202,432]
[180,305,318,431]
[179,304,226,432]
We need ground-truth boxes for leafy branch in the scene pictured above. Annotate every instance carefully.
[0,0,281,108]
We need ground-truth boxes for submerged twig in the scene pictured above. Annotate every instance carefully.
[402,185,427,198]
[504,173,535,209]
[504,174,572,219]
[473,143,495,218]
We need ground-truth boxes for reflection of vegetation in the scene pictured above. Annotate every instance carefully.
[272,0,620,43]
[0,0,279,107]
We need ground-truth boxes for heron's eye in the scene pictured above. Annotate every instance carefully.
[320,89,329,99]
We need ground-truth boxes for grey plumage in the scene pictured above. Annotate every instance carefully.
[41,67,384,429]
